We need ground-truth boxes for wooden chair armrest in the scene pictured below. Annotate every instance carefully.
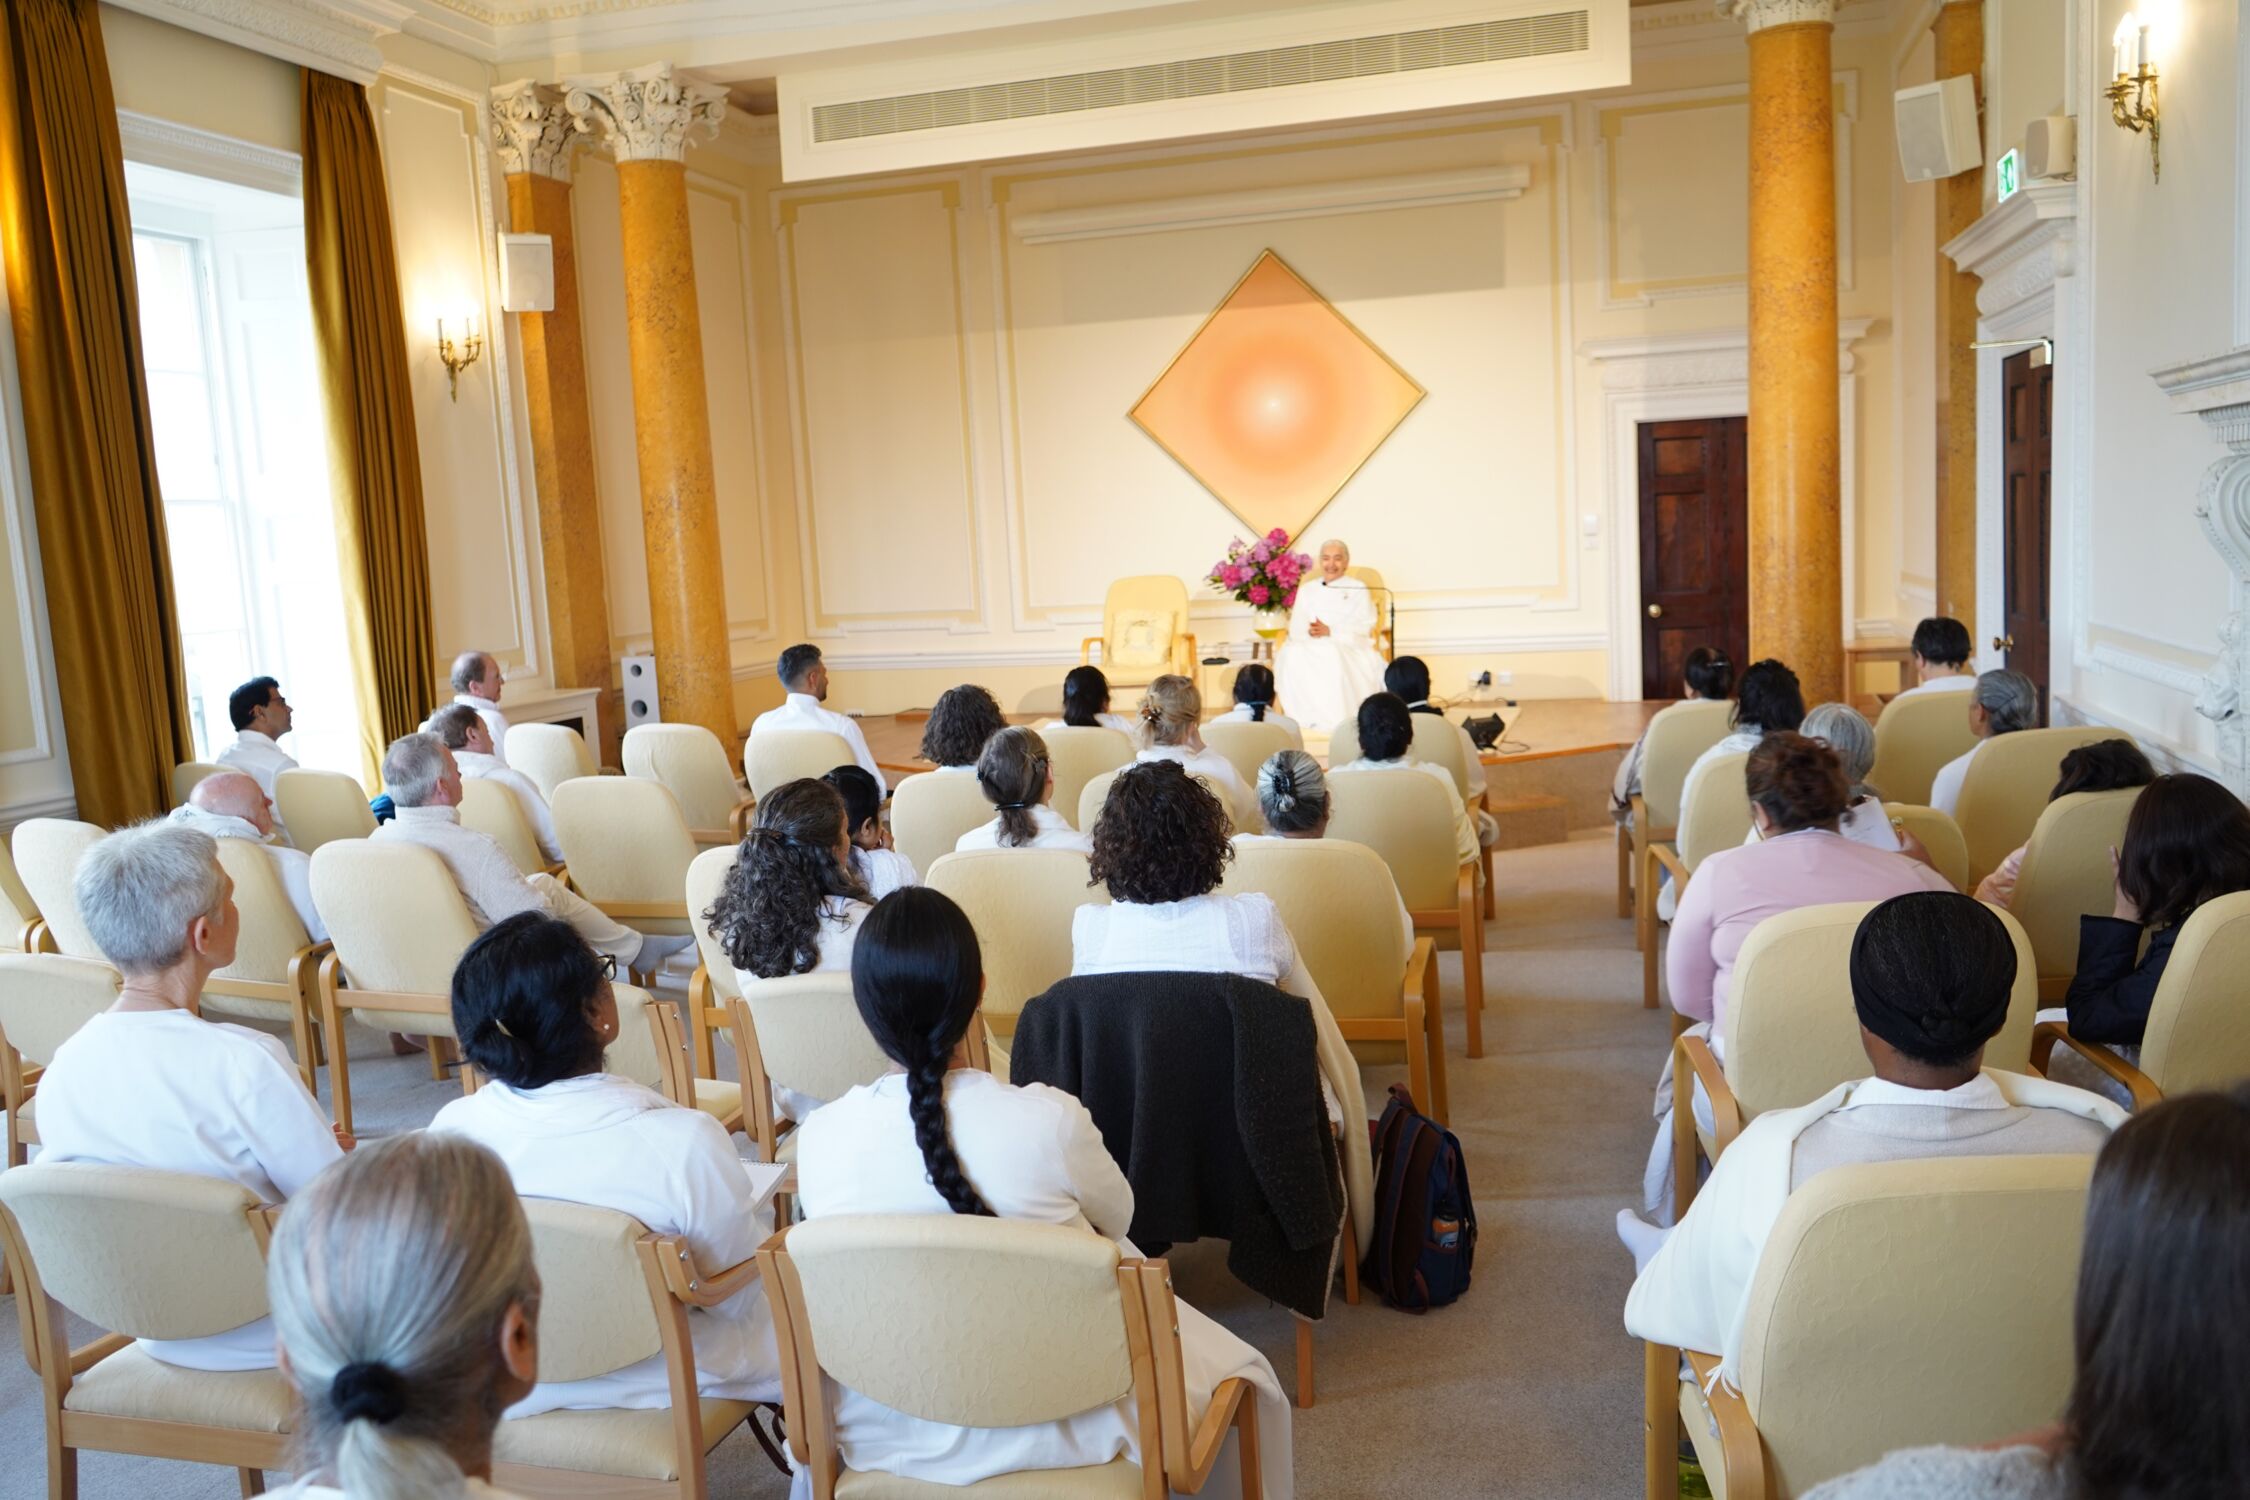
[646,1232,763,1307]
[1402,936,1434,1004]
[1677,1032,1742,1156]
[687,828,732,847]
[729,799,754,840]
[538,860,567,879]
[68,1331,133,1375]
[1650,843,1689,889]
[26,921,53,954]
[1080,636,1103,662]
[1175,1374,1254,1494]
[1681,1350,1768,1500]
[2030,1021,2162,1109]
[1628,794,1648,833]
[589,899,690,923]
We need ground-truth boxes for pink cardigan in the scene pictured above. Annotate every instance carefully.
[1668,829,1955,1031]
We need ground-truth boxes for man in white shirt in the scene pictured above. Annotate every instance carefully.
[167,771,326,942]
[215,675,299,841]
[1889,616,1978,702]
[1621,892,2120,1386]
[429,703,563,864]
[1929,668,2040,816]
[450,650,512,765]
[749,642,883,784]
[371,732,684,971]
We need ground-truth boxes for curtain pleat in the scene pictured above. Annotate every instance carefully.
[0,0,192,827]
[300,68,435,789]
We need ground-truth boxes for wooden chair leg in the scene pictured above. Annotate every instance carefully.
[320,983,354,1138]
[1294,1316,1315,1408]
[1644,913,1663,1010]
[1480,846,1496,920]
[1671,1046,1702,1220]
[238,1468,266,1496]
[1341,1198,1360,1306]
[426,1035,449,1082]
[1616,822,1634,919]
[1644,1341,1681,1500]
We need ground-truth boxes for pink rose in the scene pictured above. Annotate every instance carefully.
[1247,584,1270,605]
[1281,586,1298,607]
[1250,543,1271,563]
[1268,528,1289,544]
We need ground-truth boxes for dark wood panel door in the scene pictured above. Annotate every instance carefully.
[2001,350,2053,720]
[1638,417,1750,701]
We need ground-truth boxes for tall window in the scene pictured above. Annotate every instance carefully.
[126,162,361,776]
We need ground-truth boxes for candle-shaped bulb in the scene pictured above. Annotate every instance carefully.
[2113,14,2134,79]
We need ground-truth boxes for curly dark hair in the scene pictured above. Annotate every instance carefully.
[1087,759,1233,903]
[703,779,868,979]
[920,684,1008,768]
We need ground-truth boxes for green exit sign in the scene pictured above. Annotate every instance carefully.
[1997,147,2022,201]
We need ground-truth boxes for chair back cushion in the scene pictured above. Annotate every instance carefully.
[1100,575,1189,678]
[2139,890,2250,1093]
[893,771,1005,877]
[782,1214,1131,1427]
[0,953,119,1067]
[1077,767,1237,839]
[275,769,376,855]
[1408,716,1471,800]
[623,724,742,831]
[551,777,698,909]
[741,973,894,1103]
[309,841,483,1003]
[1737,1154,2090,1495]
[12,818,105,959]
[171,761,224,808]
[519,1197,665,1381]
[0,1162,269,1340]
[211,839,312,985]
[745,729,856,804]
[457,779,548,877]
[1041,727,1134,832]
[1723,901,2038,1121]
[1955,727,2127,889]
[1199,720,1299,800]
[686,844,743,1004]
[598,983,669,1093]
[2010,788,2143,984]
[1868,691,1982,807]
[507,723,599,804]
[1222,839,1408,1060]
[1879,803,1968,891]
[1324,769,1461,910]
[1638,700,1734,828]
[1676,751,1753,871]
[924,849,1107,1037]
[0,831,40,948]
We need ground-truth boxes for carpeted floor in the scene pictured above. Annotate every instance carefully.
[0,832,1667,1499]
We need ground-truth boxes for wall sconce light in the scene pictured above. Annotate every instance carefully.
[2109,12,2161,182]
[437,314,483,403]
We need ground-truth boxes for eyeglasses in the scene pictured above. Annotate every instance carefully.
[595,953,618,980]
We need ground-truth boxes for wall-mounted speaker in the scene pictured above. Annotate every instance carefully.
[1895,76,1983,183]
[622,654,661,728]
[2024,115,2076,180]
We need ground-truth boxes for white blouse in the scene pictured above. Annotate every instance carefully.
[1213,704,1304,744]
[1038,714,1136,737]
[851,845,918,900]
[1134,743,1252,822]
[955,803,1092,853]
[1072,891,1296,985]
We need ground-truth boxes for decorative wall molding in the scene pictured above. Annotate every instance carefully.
[565,62,727,163]
[106,0,402,85]
[0,793,80,831]
[1716,0,1837,32]
[116,111,303,196]
[489,80,585,180]
[1942,182,2078,322]
[1007,165,1532,244]
[2151,345,2250,791]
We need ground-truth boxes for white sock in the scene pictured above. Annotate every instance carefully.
[1616,1208,1671,1273]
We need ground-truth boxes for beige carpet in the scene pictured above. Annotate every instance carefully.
[0,832,1666,1499]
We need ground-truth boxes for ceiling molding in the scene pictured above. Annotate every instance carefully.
[107,0,409,84]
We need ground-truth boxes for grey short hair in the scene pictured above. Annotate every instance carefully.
[383,733,449,808]
[1802,702,1877,791]
[75,821,226,974]
[448,651,491,695]
[1257,750,1330,833]
[1976,670,2040,736]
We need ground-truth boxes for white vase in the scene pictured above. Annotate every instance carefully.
[1252,605,1289,640]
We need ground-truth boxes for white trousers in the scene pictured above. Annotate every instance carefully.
[529,872,644,968]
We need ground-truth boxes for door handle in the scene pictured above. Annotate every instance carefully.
[1993,635,2015,652]
[1647,604,1664,619]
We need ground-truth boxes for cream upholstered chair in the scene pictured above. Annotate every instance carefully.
[308,840,482,1134]
[625,724,754,846]
[1669,899,2040,1217]
[762,1214,1259,1500]
[1325,767,1486,1057]
[1081,574,1196,690]
[1618,700,1734,919]
[1346,563,1394,659]
[1866,689,1981,806]
[636,989,746,1136]
[0,954,119,1166]
[509,721,601,803]
[1326,710,1465,793]
[2007,787,2143,999]
[2032,889,2250,1109]
[1078,766,1238,836]
[745,728,857,805]
[1222,838,1444,1121]
[682,845,740,1079]
[1881,802,1968,891]
[492,1197,760,1500]
[12,818,102,958]
[1641,749,1753,1008]
[1956,727,2129,889]
[551,776,698,945]
[274,767,375,854]
[925,848,1110,1053]
[1646,1154,2091,1500]
[199,839,326,1092]
[1042,725,1135,831]
[0,831,41,952]
[169,761,223,808]
[458,777,558,878]
[0,1162,291,1495]
[893,769,1006,876]
[1200,718,1299,798]
[723,977,902,1169]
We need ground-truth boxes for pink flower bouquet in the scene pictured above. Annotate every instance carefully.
[1207,529,1311,610]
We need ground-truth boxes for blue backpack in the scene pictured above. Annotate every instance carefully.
[1360,1083,1476,1312]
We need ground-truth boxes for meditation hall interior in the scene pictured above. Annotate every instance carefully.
[6,0,2250,1495]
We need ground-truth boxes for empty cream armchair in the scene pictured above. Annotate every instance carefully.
[625,723,754,846]
[745,728,856,804]
[12,818,104,958]
[1081,574,1196,690]
[891,769,1001,875]
[0,954,120,1166]
[1325,766,1485,1057]
[1041,725,1135,831]
[200,839,326,1092]
[551,776,700,959]
[274,767,376,855]
[508,721,601,803]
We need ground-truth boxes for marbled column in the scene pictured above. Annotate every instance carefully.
[566,64,738,749]
[1728,0,1842,704]
[1934,0,1984,629]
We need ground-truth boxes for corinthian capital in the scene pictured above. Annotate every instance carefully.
[1718,0,1838,31]
[564,63,727,164]
[490,80,585,181]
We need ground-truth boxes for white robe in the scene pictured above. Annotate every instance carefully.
[1274,578,1385,734]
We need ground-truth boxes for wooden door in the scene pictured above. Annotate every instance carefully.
[1638,417,1750,700]
[2001,350,2053,719]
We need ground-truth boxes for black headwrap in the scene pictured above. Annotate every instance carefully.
[1849,891,2017,1066]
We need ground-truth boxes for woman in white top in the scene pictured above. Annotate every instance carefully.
[431,912,780,1415]
[1040,664,1137,737]
[920,682,1009,770]
[1236,750,1414,957]
[826,764,917,898]
[1213,663,1303,745]
[795,888,1291,1499]
[263,1133,536,1500]
[33,821,346,1372]
[705,778,873,988]
[1131,673,1252,825]
[955,725,1092,852]
[1327,692,1479,869]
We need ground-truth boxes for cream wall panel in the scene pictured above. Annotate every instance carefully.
[1989,0,2067,191]
[1606,99,1748,296]
[1891,29,1938,609]
[692,176,775,641]
[99,6,299,155]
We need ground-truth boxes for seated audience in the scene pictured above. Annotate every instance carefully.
[1330,692,1478,869]
[920,682,1009,771]
[1888,615,1977,702]
[432,913,781,1414]
[1930,668,2040,816]
[1215,662,1302,743]
[750,642,883,782]
[1131,673,1252,821]
[428,703,562,864]
[1975,739,2156,906]
[371,732,675,972]
[1612,646,1734,817]
[216,674,299,840]
[1384,655,1497,847]
[262,1132,537,1500]
[34,822,346,1370]
[826,764,916,898]
[1803,1083,2250,1500]
[449,650,512,764]
[168,769,325,940]
[956,725,1090,851]
[1241,749,1413,956]
[1799,702,1916,857]
[705,777,873,986]
[1659,658,1807,920]
[1043,663,1134,736]
[795,888,1290,1496]
[1623,892,2121,1378]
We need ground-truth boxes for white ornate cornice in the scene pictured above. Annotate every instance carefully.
[490,80,584,181]
[564,62,726,164]
[1580,318,1874,391]
[1717,0,1837,32]
[1941,182,2079,323]
[105,0,404,85]
[2149,345,2250,788]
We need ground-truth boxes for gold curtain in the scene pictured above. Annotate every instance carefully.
[301,69,435,788]
[0,0,191,827]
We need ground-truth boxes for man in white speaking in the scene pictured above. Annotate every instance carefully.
[1276,539,1386,735]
